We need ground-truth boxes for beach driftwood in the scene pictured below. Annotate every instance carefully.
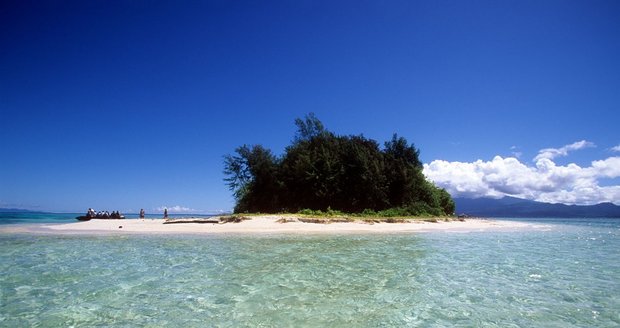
[163,218,220,224]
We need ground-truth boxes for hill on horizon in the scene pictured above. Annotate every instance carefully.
[455,196,620,218]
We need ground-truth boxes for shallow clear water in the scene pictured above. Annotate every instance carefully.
[1,218,619,327]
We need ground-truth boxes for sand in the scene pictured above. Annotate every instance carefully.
[0,215,551,235]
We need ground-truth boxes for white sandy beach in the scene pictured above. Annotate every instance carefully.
[0,215,550,235]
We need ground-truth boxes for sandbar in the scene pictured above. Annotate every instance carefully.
[0,215,550,235]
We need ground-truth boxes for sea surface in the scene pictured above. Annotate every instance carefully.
[0,212,215,225]
[0,214,619,327]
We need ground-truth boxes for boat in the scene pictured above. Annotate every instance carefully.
[75,214,125,221]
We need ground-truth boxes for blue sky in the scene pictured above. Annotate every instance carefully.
[1,0,619,212]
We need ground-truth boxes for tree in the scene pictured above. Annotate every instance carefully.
[223,145,253,201]
[281,131,343,211]
[223,114,455,216]
[293,112,327,143]
[437,188,456,215]
[384,134,422,169]
[223,145,280,213]
[338,135,387,212]
[383,134,425,208]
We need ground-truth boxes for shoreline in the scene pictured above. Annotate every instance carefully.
[0,215,551,236]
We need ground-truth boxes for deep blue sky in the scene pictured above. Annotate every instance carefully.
[2,0,619,212]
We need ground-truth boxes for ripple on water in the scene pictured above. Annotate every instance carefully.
[1,221,619,327]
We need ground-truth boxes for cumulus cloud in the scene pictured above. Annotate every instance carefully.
[153,206,228,214]
[533,140,595,161]
[155,205,198,213]
[424,141,620,205]
[611,145,620,152]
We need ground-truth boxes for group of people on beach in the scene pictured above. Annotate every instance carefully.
[85,208,169,219]
[86,208,123,219]
[138,208,168,219]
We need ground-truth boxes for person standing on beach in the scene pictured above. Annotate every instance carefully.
[163,208,168,219]
[139,209,145,220]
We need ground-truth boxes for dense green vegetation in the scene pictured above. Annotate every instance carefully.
[224,114,455,216]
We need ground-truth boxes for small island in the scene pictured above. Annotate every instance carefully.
[224,113,455,217]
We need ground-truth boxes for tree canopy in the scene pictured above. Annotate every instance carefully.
[224,114,455,216]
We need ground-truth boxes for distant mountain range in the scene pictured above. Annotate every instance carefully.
[455,197,620,218]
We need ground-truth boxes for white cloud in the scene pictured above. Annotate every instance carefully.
[510,146,522,158]
[611,145,620,152]
[589,157,620,178]
[424,141,620,205]
[153,206,229,214]
[155,205,197,213]
[534,140,595,161]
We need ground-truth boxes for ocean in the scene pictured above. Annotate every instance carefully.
[0,212,216,225]
[0,214,618,327]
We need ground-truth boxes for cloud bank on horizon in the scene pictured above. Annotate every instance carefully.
[424,141,620,205]
[154,205,227,214]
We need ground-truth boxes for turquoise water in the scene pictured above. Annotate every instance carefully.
[1,218,619,327]
[0,212,216,225]
[0,212,80,225]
